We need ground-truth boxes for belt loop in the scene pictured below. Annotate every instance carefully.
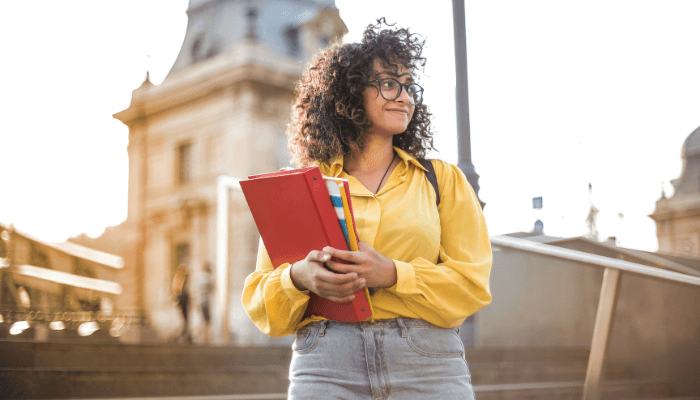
[319,320,328,337]
[397,317,408,338]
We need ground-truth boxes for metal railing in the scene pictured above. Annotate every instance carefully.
[490,235,700,400]
[66,395,287,400]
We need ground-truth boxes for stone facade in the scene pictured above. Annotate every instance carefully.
[113,0,346,345]
[650,125,700,255]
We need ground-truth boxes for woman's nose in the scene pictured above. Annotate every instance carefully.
[395,85,411,103]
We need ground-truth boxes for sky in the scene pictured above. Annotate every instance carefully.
[1,0,699,252]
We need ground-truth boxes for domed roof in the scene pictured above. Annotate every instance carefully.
[682,125,700,157]
[672,124,700,197]
[166,0,345,80]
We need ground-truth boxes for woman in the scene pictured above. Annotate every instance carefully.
[242,19,492,399]
[197,262,214,343]
[172,264,191,343]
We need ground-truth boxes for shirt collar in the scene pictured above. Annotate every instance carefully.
[314,154,345,177]
[316,147,427,176]
[394,147,428,172]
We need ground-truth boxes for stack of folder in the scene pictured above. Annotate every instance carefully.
[240,166,373,322]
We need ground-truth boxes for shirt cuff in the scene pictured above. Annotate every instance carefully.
[390,260,418,294]
[280,263,311,301]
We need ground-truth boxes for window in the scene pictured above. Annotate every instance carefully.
[0,231,6,258]
[191,36,203,61]
[285,27,299,55]
[30,243,50,268]
[191,33,218,62]
[191,33,206,63]
[74,258,96,278]
[177,142,193,184]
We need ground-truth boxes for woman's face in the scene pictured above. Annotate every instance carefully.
[363,59,416,137]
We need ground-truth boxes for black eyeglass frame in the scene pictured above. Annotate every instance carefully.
[366,78,424,106]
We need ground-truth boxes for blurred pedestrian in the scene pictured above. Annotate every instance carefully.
[197,261,214,343]
[172,264,191,343]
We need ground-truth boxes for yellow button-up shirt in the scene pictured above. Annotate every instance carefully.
[242,147,492,337]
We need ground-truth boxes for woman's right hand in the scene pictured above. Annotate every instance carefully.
[289,250,366,303]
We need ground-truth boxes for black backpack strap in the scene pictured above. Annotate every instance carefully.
[419,158,440,206]
[419,158,443,264]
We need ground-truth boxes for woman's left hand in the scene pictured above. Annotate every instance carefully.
[323,242,397,289]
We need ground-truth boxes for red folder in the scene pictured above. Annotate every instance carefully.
[240,166,372,322]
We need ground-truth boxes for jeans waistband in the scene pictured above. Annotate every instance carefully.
[306,317,439,330]
[302,318,457,339]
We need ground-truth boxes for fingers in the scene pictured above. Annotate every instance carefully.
[307,250,331,264]
[315,268,365,290]
[309,264,365,299]
[304,248,367,301]
[316,278,365,297]
[324,261,357,275]
[291,250,334,292]
[317,270,359,286]
[357,241,371,252]
[321,281,364,302]
[323,246,362,263]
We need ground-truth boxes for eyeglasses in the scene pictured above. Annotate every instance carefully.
[366,78,424,106]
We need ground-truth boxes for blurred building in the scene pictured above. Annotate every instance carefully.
[651,124,700,256]
[0,222,125,341]
[111,0,346,344]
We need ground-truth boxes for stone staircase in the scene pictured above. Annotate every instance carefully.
[0,340,290,399]
[0,340,697,399]
[465,348,696,400]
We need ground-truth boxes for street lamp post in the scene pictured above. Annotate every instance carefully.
[452,0,484,208]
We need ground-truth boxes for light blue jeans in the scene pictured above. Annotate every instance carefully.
[288,317,475,400]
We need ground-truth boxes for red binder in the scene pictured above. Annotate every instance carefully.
[240,166,372,322]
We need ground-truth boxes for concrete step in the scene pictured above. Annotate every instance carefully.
[469,360,633,385]
[0,367,290,399]
[629,398,700,400]
[40,395,700,400]
[465,347,590,364]
[630,396,700,400]
[473,378,673,400]
[47,396,289,400]
[37,384,696,400]
[3,341,602,385]
[2,340,694,400]
[0,340,292,370]
[1,370,679,400]
[0,341,292,398]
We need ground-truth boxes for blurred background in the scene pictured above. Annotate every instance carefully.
[1,1,700,399]
[3,0,700,249]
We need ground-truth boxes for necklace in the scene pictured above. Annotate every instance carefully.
[343,151,397,194]
[375,152,396,194]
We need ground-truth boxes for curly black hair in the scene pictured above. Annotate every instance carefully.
[287,18,435,167]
